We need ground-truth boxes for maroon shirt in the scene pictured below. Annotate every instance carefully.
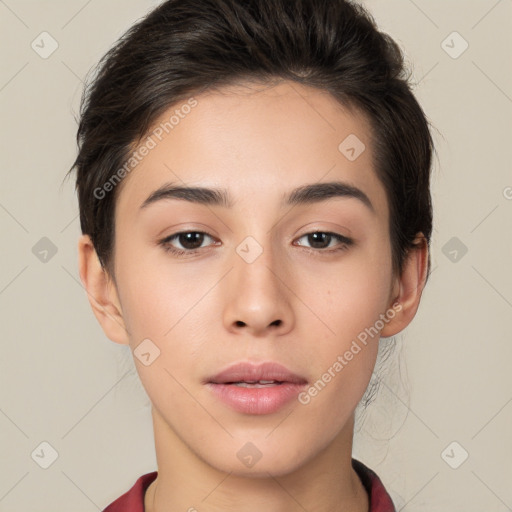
[102,458,396,511]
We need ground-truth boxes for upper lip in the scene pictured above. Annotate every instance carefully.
[206,361,308,385]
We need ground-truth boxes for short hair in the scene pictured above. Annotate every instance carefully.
[66,0,433,279]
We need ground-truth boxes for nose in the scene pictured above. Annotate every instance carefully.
[222,239,295,337]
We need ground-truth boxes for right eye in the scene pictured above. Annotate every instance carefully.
[159,231,218,256]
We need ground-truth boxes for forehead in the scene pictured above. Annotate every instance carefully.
[115,80,387,221]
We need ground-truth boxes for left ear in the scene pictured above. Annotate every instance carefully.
[381,234,429,337]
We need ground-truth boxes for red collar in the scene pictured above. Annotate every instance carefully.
[102,459,395,511]
[352,459,396,511]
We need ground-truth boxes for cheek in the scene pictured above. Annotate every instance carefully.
[116,265,211,403]
[300,272,387,380]
[115,241,208,337]
[295,286,385,433]
[300,243,393,340]
[295,242,393,405]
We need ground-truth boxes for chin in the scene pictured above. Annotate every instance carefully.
[201,436,315,479]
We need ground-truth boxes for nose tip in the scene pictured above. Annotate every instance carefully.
[222,250,294,336]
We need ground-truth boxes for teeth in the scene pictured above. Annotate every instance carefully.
[232,380,282,388]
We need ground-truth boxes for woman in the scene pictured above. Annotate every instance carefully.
[69,0,433,510]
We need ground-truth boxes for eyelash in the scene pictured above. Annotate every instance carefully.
[158,230,354,257]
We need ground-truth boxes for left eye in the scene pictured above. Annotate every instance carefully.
[294,231,353,251]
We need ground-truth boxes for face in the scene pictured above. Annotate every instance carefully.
[105,80,400,476]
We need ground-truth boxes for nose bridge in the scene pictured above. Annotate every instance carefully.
[234,232,283,302]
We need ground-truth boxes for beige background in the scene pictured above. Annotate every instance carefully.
[1,0,511,510]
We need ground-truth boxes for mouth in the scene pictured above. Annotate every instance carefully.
[204,361,308,415]
[206,361,308,386]
[225,380,286,387]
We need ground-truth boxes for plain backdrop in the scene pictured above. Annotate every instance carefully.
[0,0,511,510]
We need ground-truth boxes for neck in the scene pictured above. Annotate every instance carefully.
[144,408,368,512]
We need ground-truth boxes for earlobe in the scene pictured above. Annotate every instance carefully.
[77,234,130,345]
[381,235,429,338]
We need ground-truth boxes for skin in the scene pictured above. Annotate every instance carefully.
[78,80,428,512]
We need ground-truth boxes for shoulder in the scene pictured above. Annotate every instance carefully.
[352,459,396,512]
[102,471,158,512]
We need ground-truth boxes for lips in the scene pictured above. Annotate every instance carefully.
[206,361,308,385]
[205,361,308,415]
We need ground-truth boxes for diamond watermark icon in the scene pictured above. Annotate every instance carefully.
[236,236,263,264]
[237,442,263,468]
[442,236,468,263]
[134,338,161,366]
[31,31,59,59]
[441,31,468,59]
[441,441,469,469]
[32,237,58,263]
[338,134,365,161]
[31,441,59,469]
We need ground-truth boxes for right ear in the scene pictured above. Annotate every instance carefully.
[77,234,130,345]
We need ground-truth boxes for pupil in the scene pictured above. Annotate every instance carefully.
[309,232,329,249]
[180,232,203,249]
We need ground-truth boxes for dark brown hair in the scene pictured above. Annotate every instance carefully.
[66,0,433,279]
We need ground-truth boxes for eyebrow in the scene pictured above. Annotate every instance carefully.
[140,181,374,212]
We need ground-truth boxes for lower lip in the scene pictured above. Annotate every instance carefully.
[206,382,307,415]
